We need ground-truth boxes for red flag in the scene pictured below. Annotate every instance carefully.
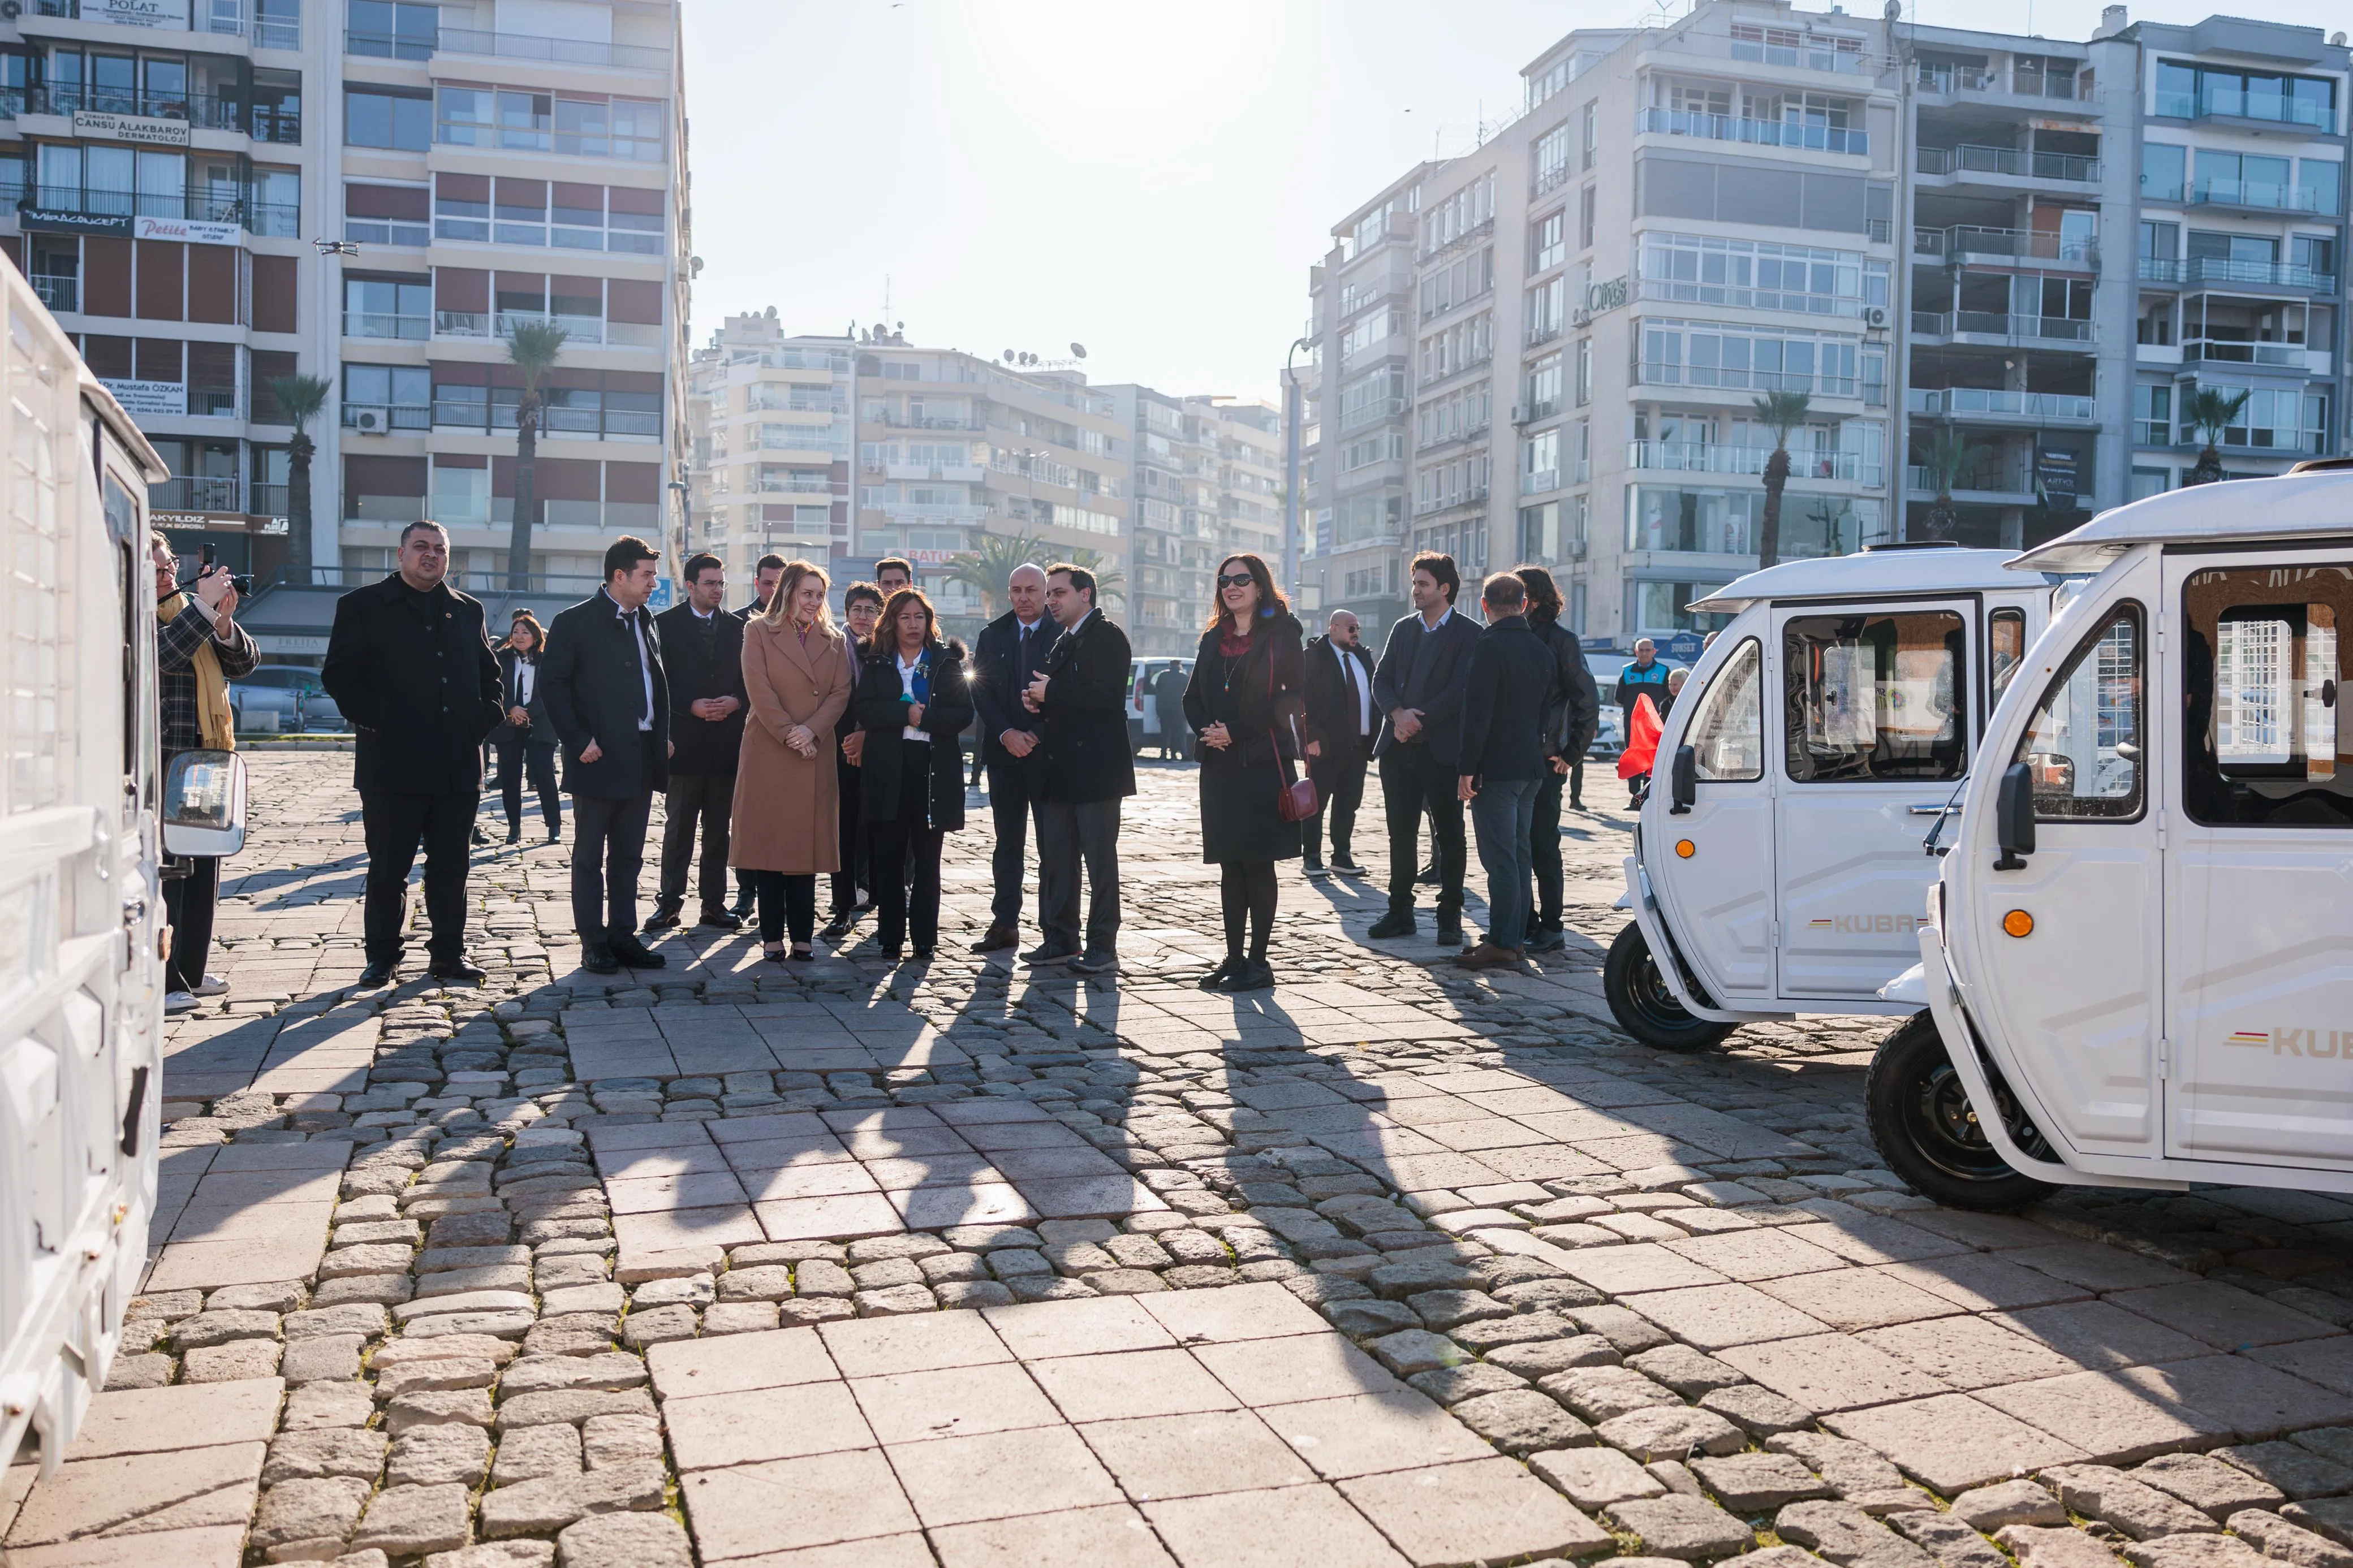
[1618,693,1664,780]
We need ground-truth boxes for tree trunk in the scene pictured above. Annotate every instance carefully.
[506,396,540,591]
[1922,495,1958,541]
[2189,443,2222,485]
[1758,446,1790,569]
[284,429,313,588]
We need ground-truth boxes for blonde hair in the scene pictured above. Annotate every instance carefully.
[762,559,837,638]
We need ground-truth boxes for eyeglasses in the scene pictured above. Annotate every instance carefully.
[1216,572,1256,589]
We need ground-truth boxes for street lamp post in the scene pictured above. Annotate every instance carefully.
[1283,334,1312,610]
[307,238,359,588]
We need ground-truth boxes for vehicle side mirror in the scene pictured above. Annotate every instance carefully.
[1669,745,1696,815]
[1993,760,2035,871]
[162,750,247,858]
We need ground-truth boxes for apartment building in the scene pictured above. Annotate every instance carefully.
[0,0,693,656]
[1302,1,2351,650]
[684,309,848,588]
[1106,384,1283,656]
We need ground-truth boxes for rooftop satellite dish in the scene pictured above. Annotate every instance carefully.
[1071,343,1087,359]
[1883,0,1899,19]
[895,321,904,331]
[1003,350,1015,362]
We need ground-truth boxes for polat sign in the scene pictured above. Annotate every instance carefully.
[1573,275,1629,325]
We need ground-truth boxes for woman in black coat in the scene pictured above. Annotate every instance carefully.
[853,588,976,961]
[490,612,561,844]
[1183,553,1305,992]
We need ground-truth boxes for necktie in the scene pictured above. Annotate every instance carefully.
[1341,650,1364,737]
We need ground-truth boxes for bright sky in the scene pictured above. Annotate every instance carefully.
[683,0,2351,405]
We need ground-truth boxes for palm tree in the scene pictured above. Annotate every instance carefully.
[1750,390,1811,568]
[1061,544,1126,607]
[2182,387,2249,486]
[942,532,1125,616]
[503,320,568,591]
[1916,429,1979,541]
[265,373,330,587]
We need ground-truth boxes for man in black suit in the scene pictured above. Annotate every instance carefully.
[542,536,672,976]
[321,520,505,988]
[1023,563,1134,975]
[1367,552,1483,944]
[968,563,1054,953]
[725,552,787,920]
[648,552,746,934]
[1454,573,1557,970]
[1300,608,1377,879]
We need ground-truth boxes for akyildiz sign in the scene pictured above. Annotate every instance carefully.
[18,209,132,237]
[72,110,191,148]
[90,0,192,27]
[133,215,242,246]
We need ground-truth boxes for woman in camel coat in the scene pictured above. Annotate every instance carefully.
[731,560,854,960]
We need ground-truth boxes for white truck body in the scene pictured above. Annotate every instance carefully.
[0,262,172,1472]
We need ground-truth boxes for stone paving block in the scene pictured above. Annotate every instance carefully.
[2283,1500,2353,1551]
[1824,1394,2086,1494]
[1193,1333,1395,1406]
[885,1422,1126,1528]
[1344,1455,1616,1565]
[2121,1536,2271,1568]
[1756,1269,1962,1333]
[0,1521,248,1566]
[1719,1335,1951,1415]
[1949,1479,2068,1531]
[1856,1318,2087,1392]
[1774,1500,1934,1568]
[1593,1406,1747,1461]
[2136,1453,2287,1518]
[1533,1446,1670,1509]
[1074,1409,1317,1501]
[1689,1453,1834,1512]
[2041,1465,2222,1540]
[64,1377,285,1459]
[663,1381,876,1470]
[554,1511,695,1568]
[1259,1388,1494,1479]
[1619,1286,1833,1350]
[931,1504,1176,1568]
[393,1425,495,1489]
[1889,1511,2010,1568]
[2251,1338,2353,1399]
[985,1295,1175,1359]
[1977,1368,2250,1460]
[2228,1508,2353,1568]
[1030,1347,1242,1422]
[1999,1526,2131,1568]
[2105,1284,2338,1351]
[1144,1481,1412,1568]
[1604,1494,1756,1560]
[818,1306,1009,1377]
[2,1442,264,1548]
[2212,1442,2353,1501]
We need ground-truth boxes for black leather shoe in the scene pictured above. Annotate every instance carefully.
[1302,860,1330,880]
[642,907,683,932]
[819,912,857,943]
[1331,857,1366,875]
[430,957,487,984]
[609,935,667,969]
[1020,943,1077,965]
[970,923,1019,952]
[1197,958,1240,991]
[1067,949,1119,975]
[1217,958,1274,992]
[699,909,744,930]
[582,944,621,975]
[356,959,397,988]
[1435,925,1464,948]
[1367,912,1417,940]
[910,943,935,960]
[1526,928,1567,953]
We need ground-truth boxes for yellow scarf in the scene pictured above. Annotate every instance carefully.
[159,591,236,750]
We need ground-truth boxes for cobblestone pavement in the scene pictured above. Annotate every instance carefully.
[12,751,2353,1568]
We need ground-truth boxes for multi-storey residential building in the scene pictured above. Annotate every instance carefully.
[0,0,692,659]
[1302,1,2350,651]
[684,310,850,587]
[1107,385,1283,655]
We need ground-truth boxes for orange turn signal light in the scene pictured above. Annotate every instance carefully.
[2002,909,2034,938]
[1674,839,1695,858]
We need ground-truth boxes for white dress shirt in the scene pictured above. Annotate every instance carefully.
[1335,642,1371,737]
[605,589,654,730]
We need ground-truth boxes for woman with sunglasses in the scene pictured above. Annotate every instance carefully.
[1182,554,1306,992]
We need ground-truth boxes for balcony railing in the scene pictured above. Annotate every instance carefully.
[1905,463,2036,496]
[1415,484,1489,516]
[1916,144,2100,183]
[31,275,76,313]
[2156,88,2334,130]
[2188,179,2332,214]
[1912,310,2093,343]
[2139,256,2337,293]
[1913,224,2098,266]
[1907,387,2098,422]
[1632,441,1871,483]
[1917,62,2092,100]
[152,476,247,513]
[435,25,674,72]
[428,310,661,348]
[27,185,295,235]
[1635,362,1869,401]
[2183,339,2312,366]
[1526,320,1563,347]
[1647,29,1871,75]
[348,312,430,341]
[1636,107,1867,155]
[343,404,432,433]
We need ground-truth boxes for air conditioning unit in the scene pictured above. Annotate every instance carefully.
[1510,403,1528,426]
[1864,306,1888,329]
[350,405,390,434]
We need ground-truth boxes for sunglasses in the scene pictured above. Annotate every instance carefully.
[1216,572,1256,589]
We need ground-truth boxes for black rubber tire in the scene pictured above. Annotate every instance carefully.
[1865,1010,2057,1211]
[1604,922,1735,1053]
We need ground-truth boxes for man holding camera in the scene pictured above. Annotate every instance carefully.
[152,532,258,1014]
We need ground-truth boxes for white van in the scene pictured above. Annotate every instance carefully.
[1868,466,2353,1209]
[0,265,179,1475]
[1609,545,2057,1051]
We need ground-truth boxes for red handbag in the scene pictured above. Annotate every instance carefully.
[1269,653,1317,823]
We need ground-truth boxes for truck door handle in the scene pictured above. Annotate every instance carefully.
[1907,804,1949,815]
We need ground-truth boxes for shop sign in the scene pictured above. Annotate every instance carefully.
[72,110,191,148]
[102,379,186,417]
[90,0,191,28]
[1574,275,1630,325]
[133,215,242,245]
[19,209,132,237]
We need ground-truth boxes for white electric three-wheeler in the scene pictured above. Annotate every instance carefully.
[1867,466,2353,1208]
[1609,545,2059,1051]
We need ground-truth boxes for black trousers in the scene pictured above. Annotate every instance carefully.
[1570,757,1586,808]
[870,740,946,951]
[1219,860,1278,961]
[829,755,867,917]
[494,740,560,837]
[1529,768,1567,934]
[752,870,816,946]
[983,757,1048,927]
[1037,798,1122,954]
[1380,745,1465,922]
[163,853,219,992]
[1305,748,1368,864]
[659,770,734,914]
[572,790,653,942]
[360,788,476,965]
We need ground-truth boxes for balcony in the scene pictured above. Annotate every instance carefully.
[2155,87,2334,132]
[1632,441,1872,483]
[1904,462,2039,502]
[2187,179,2333,216]
[1917,62,2092,102]
[430,310,662,348]
[1915,144,2100,183]
[1419,215,1493,265]
[1913,225,2097,270]
[2139,256,2337,295]
[349,312,430,341]
[1635,107,1867,155]
[1525,320,1563,348]
[1635,362,1871,403]
[434,25,673,73]
[869,413,988,431]
[1644,29,1872,76]
[343,404,431,433]
[1913,310,2093,344]
[1415,484,1489,517]
[152,476,248,514]
[1907,387,2097,422]
[31,275,76,313]
[2182,338,2317,368]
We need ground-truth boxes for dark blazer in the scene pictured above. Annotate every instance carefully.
[1534,618,1601,762]
[656,603,749,774]
[540,589,671,798]
[488,646,554,749]
[1037,608,1136,803]
[1458,615,1557,783]
[1182,613,1306,767]
[969,609,1054,770]
[321,573,504,794]
[854,637,977,831]
[1300,633,1378,759]
[1369,607,1483,764]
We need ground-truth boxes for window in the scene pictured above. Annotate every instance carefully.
[2154,59,2337,130]
[1640,319,1865,397]
[1519,501,1558,560]
[1784,610,1967,782]
[2140,220,2179,262]
[2143,142,2187,203]
[1688,638,1764,779]
[2018,606,2142,819]
[1417,249,1491,319]
[347,0,439,59]
[2300,160,2344,217]
[343,276,428,339]
[343,364,428,427]
[2130,466,2171,502]
[1640,232,1866,315]
[1524,353,1561,421]
[1574,338,1592,405]
[346,181,428,247]
[2134,382,2171,446]
[1535,124,1570,195]
[1579,185,1596,250]
[2183,567,2350,827]
[1531,211,1566,274]
[1416,313,1492,383]
[1581,101,1597,170]
[1522,428,1559,495]
[346,85,430,150]
[1989,608,2027,707]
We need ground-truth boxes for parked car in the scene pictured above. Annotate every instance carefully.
[1126,657,1196,754]
[229,665,345,732]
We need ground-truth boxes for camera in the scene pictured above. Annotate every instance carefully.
[188,543,254,597]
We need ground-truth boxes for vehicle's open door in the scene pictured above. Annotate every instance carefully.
[1650,633,1775,999]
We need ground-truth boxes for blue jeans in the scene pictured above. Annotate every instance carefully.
[1469,776,1541,949]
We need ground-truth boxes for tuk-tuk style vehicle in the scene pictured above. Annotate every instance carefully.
[1867,468,2353,1208]
[1609,546,2057,1051]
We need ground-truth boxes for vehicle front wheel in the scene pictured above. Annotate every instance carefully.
[1603,922,1735,1053]
[1865,1011,2056,1211]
